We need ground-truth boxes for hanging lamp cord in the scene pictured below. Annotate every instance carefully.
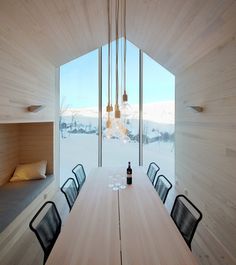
[115,0,119,106]
[107,0,111,110]
[124,0,126,95]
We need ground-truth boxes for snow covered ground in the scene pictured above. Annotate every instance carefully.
[60,101,175,185]
[60,134,174,185]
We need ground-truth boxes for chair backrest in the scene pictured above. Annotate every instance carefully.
[154,174,172,204]
[29,201,61,264]
[61,178,79,211]
[72,163,86,190]
[170,195,202,249]
[147,162,160,185]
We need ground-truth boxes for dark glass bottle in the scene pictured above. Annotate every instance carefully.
[127,162,132,185]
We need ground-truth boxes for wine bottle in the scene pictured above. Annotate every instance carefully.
[127,161,132,185]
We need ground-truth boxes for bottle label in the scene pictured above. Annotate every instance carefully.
[127,174,132,185]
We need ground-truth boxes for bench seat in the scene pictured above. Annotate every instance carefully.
[0,175,54,233]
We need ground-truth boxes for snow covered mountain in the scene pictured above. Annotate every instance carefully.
[61,101,175,125]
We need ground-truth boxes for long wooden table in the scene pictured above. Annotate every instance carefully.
[46,167,199,265]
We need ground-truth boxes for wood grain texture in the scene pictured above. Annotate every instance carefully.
[46,167,198,265]
[0,122,53,185]
[46,167,121,265]
[0,0,108,67]
[19,122,54,175]
[0,1,236,264]
[0,8,56,123]
[127,0,236,73]
[120,168,198,265]
[1,0,235,74]
[0,124,19,185]
[175,36,236,264]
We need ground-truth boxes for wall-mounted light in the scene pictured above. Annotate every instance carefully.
[187,106,204,113]
[27,105,45,113]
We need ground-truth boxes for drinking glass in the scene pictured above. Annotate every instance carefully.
[120,175,126,189]
[112,176,119,191]
[115,174,122,188]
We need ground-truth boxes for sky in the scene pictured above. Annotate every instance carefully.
[60,39,175,109]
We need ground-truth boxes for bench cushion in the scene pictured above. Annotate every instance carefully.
[0,175,54,232]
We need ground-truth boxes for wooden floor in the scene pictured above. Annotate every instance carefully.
[0,178,231,265]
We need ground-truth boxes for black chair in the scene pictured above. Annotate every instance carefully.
[154,174,172,204]
[29,201,61,264]
[72,163,86,190]
[147,162,160,185]
[170,195,202,249]
[61,177,79,211]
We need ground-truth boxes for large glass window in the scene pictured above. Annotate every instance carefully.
[59,43,175,183]
[143,53,175,179]
[60,50,98,184]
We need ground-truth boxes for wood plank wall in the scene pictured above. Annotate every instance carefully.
[0,124,19,185]
[175,36,236,265]
[0,18,56,184]
[19,122,53,175]
[0,122,53,186]
[0,29,56,123]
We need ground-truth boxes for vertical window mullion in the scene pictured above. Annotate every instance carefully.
[139,50,143,166]
[98,48,102,167]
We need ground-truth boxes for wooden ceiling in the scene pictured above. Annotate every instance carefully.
[0,0,235,73]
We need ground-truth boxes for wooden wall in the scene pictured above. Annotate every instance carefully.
[0,122,53,186]
[0,124,19,185]
[175,36,236,265]
[19,122,53,175]
[0,13,56,184]
[0,31,56,123]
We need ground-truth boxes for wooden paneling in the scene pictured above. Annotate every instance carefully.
[127,0,236,73]
[0,0,108,67]
[1,0,235,74]
[0,124,19,185]
[19,122,54,175]
[0,122,53,185]
[0,19,56,123]
[0,1,236,264]
[192,222,236,265]
[175,36,236,264]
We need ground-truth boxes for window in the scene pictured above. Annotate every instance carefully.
[60,50,98,184]
[143,53,175,178]
[59,42,175,183]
